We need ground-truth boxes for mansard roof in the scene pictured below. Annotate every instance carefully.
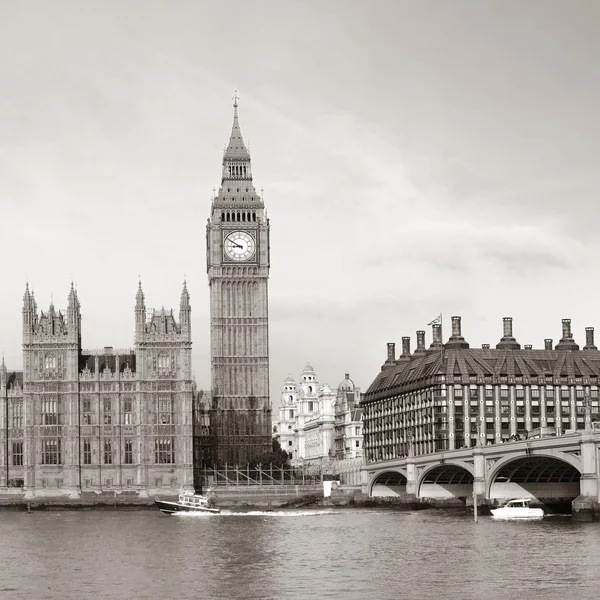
[364,347,600,399]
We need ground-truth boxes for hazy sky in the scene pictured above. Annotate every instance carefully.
[1,1,599,400]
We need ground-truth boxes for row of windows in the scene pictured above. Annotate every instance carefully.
[10,438,175,465]
[7,398,174,427]
[220,211,257,222]
[227,165,248,178]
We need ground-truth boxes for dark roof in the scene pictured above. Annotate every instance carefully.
[365,347,600,399]
[351,408,363,422]
[79,352,136,374]
[6,371,23,389]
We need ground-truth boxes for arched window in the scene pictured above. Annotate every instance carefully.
[308,386,313,393]
[242,212,246,221]
[158,353,169,373]
[226,212,231,222]
[253,212,256,221]
[221,212,225,221]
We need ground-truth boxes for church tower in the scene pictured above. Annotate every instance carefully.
[206,96,271,465]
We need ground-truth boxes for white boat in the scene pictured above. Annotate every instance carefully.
[491,498,544,519]
[155,489,221,515]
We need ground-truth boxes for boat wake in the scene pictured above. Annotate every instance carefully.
[176,509,338,518]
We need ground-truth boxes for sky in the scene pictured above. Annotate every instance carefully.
[1,0,599,402]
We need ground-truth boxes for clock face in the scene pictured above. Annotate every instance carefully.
[223,231,256,262]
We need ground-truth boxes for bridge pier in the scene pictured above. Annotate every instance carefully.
[473,447,486,497]
[572,431,600,521]
[405,457,417,497]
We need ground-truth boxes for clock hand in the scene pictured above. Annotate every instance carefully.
[227,238,243,248]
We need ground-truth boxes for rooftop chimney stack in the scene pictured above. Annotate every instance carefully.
[556,318,579,350]
[496,316,520,349]
[428,323,443,352]
[584,327,598,351]
[482,344,490,349]
[399,336,411,360]
[452,316,461,337]
[383,342,396,369]
[445,316,470,349]
[503,317,513,338]
[414,330,426,355]
[524,344,532,350]
[544,339,553,350]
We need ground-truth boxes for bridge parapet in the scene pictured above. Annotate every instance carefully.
[364,430,600,519]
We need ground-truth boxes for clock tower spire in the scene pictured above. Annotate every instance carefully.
[203,95,271,468]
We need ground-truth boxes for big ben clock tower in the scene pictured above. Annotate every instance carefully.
[206,95,271,466]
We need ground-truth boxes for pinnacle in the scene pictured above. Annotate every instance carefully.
[224,96,250,161]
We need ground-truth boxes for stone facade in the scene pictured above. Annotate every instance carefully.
[0,282,194,497]
[273,365,363,464]
[362,316,600,464]
[203,98,272,466]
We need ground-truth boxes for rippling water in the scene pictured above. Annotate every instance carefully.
[1,508,599,600]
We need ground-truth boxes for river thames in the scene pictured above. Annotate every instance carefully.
[0,508,599,600]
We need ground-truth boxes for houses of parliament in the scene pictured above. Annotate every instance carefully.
[0,100,272,497]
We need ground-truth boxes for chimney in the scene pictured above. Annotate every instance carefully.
[544,339,553,351]
[524,345,532,350]
[383,342,396,369]
[556,318,579,350]
[445,316,469,349]
[496,316,520,349]
[387,342,396,361]
[399,336,411,360]
[414,330,427,355]
[452,316,461,337]
[428,323,443,352]
[482,344,490,349]
[584,327,598,351]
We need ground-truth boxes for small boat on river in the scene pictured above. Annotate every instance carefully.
[155,489,221,515]
[491,498,544,519]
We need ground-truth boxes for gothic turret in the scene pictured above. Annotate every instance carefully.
[67,282,81,344]
[135,280,146,344]
[22,283,35,343]
[179,280,191,340]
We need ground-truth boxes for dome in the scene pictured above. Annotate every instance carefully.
[282,373,296,392]
[338,373,355,392]
[302,362,315,375]
[301,362,317,382]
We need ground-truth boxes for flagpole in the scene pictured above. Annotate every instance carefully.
[440,312,444,363]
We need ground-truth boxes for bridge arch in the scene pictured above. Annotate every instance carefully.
[369,469,408,497]
[486,451,582,502]
[418,461,474,500]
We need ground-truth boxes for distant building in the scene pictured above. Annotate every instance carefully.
[273,365,363,463]
[362,317,600,464]
[0,282,194,496]
[334,374,363,459]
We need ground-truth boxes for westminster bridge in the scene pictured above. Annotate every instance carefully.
[364,429,600,520]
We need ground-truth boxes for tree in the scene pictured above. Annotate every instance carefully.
[248,439,290,469]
